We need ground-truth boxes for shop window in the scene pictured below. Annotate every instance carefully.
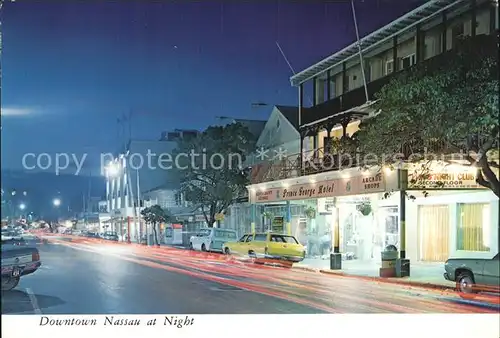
[165,228,173,238]
[457,203,490,252]
[418,205,450,262]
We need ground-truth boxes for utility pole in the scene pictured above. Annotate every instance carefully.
[136,168,141,240]
[351,0,370,103]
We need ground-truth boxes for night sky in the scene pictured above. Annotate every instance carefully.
[1,0,427,173]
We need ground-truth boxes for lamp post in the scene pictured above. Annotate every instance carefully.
[53,198,62,228]
[19,203,26,219]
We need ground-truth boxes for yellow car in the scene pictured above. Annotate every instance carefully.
[222,232,305,262]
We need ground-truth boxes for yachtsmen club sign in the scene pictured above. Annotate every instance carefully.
[250,173,384,203]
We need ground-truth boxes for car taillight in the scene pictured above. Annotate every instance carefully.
[32,252,40,261]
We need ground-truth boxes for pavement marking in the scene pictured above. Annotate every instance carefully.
[25,287,42,314]
[209,285,245,292]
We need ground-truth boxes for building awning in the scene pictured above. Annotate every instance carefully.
[290,0,464,86]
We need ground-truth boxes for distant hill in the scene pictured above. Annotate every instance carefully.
[1,170,105,219]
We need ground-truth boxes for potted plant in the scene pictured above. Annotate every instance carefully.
[304,206,316,219]
[358,202,372,216]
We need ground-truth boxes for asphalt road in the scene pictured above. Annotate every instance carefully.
[2,239,499,314]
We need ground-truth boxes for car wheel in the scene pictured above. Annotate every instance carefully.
[1,276,20,291]
[189,242,193,250]
[456,272,476,298]
[224,247,230,255]
[248,250,256,258]
[201,244,206,252]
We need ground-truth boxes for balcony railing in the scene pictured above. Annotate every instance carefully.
[250,147,359,184]
[249,137,490,184]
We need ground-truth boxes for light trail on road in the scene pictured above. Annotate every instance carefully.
[43,237,500,314]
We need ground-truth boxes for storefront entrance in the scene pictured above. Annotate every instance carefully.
[418,205,450,262]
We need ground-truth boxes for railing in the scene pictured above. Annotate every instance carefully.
[250,156,301,184]
[250,137,495,184]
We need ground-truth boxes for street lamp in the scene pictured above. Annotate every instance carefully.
[19,203,26,210]
[53,198,61,207]
[105,162,120,177]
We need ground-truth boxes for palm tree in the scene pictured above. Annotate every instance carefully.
[140,205,172,246]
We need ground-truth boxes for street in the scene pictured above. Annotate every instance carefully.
[2,239,499,314]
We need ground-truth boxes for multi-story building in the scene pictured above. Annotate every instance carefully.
[105,129,198,242]
[247,0,499,268]
[218,111,301,235]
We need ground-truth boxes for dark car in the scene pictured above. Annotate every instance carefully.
[1,236,41,291]
[86,232,100,238]
[102,232,119,241]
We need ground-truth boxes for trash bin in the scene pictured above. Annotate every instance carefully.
[330,252,342,270]
[379,245,398,278]
[396,258,410,277]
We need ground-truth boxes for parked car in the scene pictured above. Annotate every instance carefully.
[189,228,237,252]
[444,253,499,298]
[1,234,41,291]
[102,232,119,241]
[86,232,100,238]
[223,232,306,262]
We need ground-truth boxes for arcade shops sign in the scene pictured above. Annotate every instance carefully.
[250,173,385,203]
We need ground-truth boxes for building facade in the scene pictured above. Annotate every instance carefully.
[224,107,299,235]
[247,0,499,264]
[105,129,198,242]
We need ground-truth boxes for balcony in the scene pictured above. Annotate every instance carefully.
[251,138,464,183]
[301,33,498,128]
[250,146,360,184]
[249,34,498,185]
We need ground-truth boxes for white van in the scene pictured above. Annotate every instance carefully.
[189,228,237,252]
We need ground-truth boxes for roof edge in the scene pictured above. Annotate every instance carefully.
[290,0,463,86]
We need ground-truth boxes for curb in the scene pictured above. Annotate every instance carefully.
[292,265,321,273]
[291,265,455,291]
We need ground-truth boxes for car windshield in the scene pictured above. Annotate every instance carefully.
[214,230,236,239]
[197,230,211,236]
[282,236,299,244]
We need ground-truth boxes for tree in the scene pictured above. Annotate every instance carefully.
[174,122,256,227]
[140,205,172,246]
[351,34,499,198]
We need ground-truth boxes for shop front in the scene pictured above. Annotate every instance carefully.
[248,168,400,261]
[249,163,499,265]
[403,164,499,262]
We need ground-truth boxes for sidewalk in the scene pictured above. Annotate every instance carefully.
[293,257,456,290]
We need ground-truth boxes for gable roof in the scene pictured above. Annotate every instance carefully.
[234,119,267,138]
[275,105,299,130]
